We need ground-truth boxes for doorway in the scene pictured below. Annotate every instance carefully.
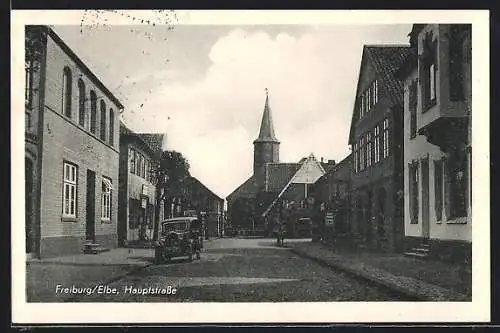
[86,170,96,242]
[421,158,430,239]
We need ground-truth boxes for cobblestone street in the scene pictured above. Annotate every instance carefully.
[69,238,404,302]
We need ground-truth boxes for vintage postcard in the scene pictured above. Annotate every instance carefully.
[12,9,490,324]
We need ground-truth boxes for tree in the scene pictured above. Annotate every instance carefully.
[152,150,191,240]
[25,26,45,108]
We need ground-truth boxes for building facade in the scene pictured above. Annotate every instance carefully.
[25,26,123,258]
[311,154,352,244]
[398,24,472,263]
[348,45,412,252]
[185,176,225,238]
[118,123,165,245]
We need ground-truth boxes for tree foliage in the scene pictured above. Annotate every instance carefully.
[156,150,191,201]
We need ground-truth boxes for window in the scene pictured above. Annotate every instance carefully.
[62,162,77,218]
[434,159,443,221]
[141,155,146,178]
[25,59,35,109]
[130,148,136,174]
[367,88,371,113]
[145,159,150,182]
[90,90,97,134]
[449,25,471,101]
[409,80,418,139]
[62,67,72,117]
[109,108,115,146]
[137,154,142,177]
[409,162,419,224]
[382,118,390,159]
[100,100,106,141]
[25,59,36,130]
[353,143,358,173]
[421,31,437,110]
[360,95,365,118]
[78,79,86,127]
[444,152,468,219]
[366,132,372,167]
[359,136,365,171]
[374,80,378,105]
[374,125,380,164]
[101,177,112,221]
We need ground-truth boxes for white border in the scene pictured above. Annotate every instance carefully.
[12,10,490,324]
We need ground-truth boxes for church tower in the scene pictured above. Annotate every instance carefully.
[253,89,280,190]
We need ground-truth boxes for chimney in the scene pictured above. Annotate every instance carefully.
[328,159,335,165]
[321,157,324,163]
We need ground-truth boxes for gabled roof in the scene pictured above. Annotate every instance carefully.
[225,175,258,202]
[264,163,301,193]
[254,94,279,144]
[40,26,124,109]
[136,133,165,153]
[315,153,352,185]
[120,121,165,157]
[261,154,326,217]
[188,176,224,201]
[289,153,326,184]
[348,45,412,144]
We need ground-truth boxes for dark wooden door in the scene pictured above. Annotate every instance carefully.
[86,169,96,242]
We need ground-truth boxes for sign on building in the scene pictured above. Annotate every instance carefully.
[325,212,334,226]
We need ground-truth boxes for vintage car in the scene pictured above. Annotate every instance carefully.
[155,217,202,263]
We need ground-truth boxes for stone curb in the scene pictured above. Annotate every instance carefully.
[290,246,470,302]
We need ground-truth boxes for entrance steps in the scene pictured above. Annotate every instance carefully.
[83,242,110,255]
[404,242,431,259]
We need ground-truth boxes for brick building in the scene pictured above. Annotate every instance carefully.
[118,122,166,245]
[25,26,123,258]
[348,45,412,252]
[397,24,472,263]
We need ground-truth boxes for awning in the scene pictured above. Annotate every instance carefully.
[102,177,114,190]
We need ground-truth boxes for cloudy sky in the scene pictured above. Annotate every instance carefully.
[52,22,411,199]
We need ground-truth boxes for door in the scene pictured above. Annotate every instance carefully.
[25,158,33,254]
[421,158,430,239]
[86,170,96,242]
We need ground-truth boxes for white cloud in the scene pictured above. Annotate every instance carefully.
[122,25,410,198]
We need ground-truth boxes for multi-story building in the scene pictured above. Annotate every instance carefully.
[118,123,166,245]
[397,24,472,263]
[311,154,352,244]
[25,26,123,258]
[348,45,412,252]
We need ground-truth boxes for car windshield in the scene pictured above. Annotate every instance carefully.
[162,221,190,234]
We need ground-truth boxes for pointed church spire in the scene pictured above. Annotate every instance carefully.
[254,88,279,143]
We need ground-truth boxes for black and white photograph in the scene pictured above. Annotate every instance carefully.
[13,10,489,324]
